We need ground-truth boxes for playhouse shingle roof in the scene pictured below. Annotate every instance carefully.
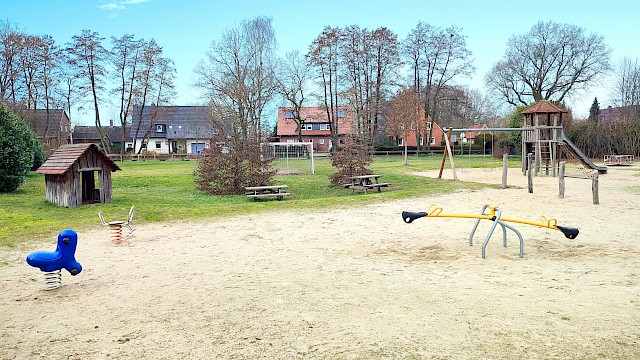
[36,143,121,175]
[520,100,568,114]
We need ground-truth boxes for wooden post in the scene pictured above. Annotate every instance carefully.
[527,153,533,193]
[501,153,508,189]
[592,171,599,205]
[438,129,458,180]
[558,161,565,198]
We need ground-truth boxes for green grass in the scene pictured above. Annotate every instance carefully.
[0,155,509,247]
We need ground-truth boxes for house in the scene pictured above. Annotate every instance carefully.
[391,116,445,148]
[72,122,132,152]
[462,124,490,143]
[276,106,352,152]
[600,105,640,123]
[36,144,121,207]
[130,106,219,154]
[18,109,71,155]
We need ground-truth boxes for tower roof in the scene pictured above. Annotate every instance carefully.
[520,100,568,114]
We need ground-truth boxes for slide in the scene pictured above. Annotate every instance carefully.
[561,134,608,174]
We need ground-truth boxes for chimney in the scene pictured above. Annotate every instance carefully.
[110,119,114,127]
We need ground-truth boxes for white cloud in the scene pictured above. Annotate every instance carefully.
[99,0,149,11]
[99,3,125,10]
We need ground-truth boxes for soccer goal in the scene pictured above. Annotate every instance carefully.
[261,142,315,175]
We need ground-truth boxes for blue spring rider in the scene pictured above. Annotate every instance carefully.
[26,229,82,290]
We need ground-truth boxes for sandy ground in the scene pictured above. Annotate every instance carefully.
[2,164,640,359]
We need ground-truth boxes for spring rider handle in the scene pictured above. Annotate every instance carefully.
[402,211,428,224]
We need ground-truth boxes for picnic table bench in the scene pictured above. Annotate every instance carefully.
[342,175,391,194]
[245,185,291,201]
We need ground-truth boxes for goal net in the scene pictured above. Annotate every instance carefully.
[261,142,315,175]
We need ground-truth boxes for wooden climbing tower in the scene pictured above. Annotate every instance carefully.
[520,100,567,177]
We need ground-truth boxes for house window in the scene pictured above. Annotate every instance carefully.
[319,139,325,145]
[426,122,432,131]
[399,124,405,130]
[320,124,330,130]
[285,110,296,119]
[419,137,424,146]
[430,137,436,145]
[301,123,313,131]
[337,110,346,118]
[155,141,162,149]
[398,137,404,146]
[156,124,166,133]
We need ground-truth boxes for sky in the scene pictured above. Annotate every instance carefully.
[4,0,640,124]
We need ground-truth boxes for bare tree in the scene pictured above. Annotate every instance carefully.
[111,34,144,154]
[131,39,175,154]
[275,50,311,142]
[387,87,422,164]
[194,16,278,151]
[308,26,341,152]
[486,21,611,107]
[66,30,111,153]
[611,57,640,121]
[402,22,475,152]
[341,26,401,145]
[0,21,23,104]
[36,35,59,137]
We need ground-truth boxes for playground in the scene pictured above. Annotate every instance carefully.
[2,165,640,358]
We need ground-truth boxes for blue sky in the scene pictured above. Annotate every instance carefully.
[4,0,640,123]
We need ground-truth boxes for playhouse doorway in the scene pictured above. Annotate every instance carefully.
[81,170,102,204]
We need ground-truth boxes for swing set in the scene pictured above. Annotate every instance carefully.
[438,127,522,180]
[402,203,579,259]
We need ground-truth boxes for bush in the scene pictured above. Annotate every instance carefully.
[329,137,373,185]
[194,139,275,195]
[0,102,38,192]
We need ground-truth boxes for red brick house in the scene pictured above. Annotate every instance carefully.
[276,107,352,152]
[392,116,445,148]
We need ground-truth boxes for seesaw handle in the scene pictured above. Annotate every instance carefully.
[557,225,579,239]
[402,211,428,224]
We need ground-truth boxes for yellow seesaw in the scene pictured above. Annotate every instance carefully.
[402,204,579,259]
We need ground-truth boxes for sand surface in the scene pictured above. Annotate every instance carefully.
[2,164,640,359]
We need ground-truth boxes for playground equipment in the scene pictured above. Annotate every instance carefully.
[99,205,135,244]
[438,101,607,181]
[26,229,82,290]
[402,204,579,259]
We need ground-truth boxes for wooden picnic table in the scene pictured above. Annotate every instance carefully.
[342,174,391,193]
[245,185,291,201]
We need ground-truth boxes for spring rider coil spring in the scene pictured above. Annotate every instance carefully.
[26,229,82,290]
[44,270,62,290]
[110,225,124,244]
[98,206,135,245]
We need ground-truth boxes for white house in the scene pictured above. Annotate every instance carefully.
[129,106,220,154]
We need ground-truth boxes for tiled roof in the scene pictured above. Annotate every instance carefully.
[73,125,132,142]
[131,106,218,139]
[36,143,121,175]
[17,109,68,137]
[277,107,352,136]
[520,100,568,114]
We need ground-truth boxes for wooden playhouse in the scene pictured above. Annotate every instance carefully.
[36,144,121,207]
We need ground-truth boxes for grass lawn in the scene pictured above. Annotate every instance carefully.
[0,155,515,247]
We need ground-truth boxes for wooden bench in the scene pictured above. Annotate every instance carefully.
[245,185,290,201]
[343,175,391,194]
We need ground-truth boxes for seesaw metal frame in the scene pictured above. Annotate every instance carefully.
[402,204,579,259]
